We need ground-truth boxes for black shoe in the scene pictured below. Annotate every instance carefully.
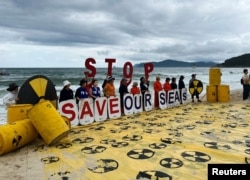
[198,100,202,102]
[192,99,194,103]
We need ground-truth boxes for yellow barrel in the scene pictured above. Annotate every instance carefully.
[217,84,230,102]
[209,68,221,85]
[61,115,71,129]
[0,119,38,155]
[28,100,70,145]
[7,104,33,124]
[206,85,218,102]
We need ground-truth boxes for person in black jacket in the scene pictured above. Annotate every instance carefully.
[119,78,129,114]
[178,75,185,104]
[59,80,74,103]
[170,77,177,90]
[140,77,150,110]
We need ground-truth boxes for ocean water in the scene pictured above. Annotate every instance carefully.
[0,67,245,124]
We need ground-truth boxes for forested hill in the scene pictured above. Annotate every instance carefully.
[134,59,217,67]
[217,53,250,67]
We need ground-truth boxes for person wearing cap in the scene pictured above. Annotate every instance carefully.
[119,78,129,114]
[2,83,19,107]
[189,74,201,102]
[130,82,140,95]
[89,79,101,100]
[178,75,185,104]
[103,76,115,97]
[75,79,89,105]
[154,76,163,108]
[59,80,74,103]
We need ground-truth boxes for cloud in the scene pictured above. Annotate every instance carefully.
[0,0,250,67]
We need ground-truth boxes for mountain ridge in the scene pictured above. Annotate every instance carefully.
[134,53,250,67]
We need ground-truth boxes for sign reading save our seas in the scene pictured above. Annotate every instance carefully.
[58,58,188,126]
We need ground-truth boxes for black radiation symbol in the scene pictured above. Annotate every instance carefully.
[122,135,142,141]
[181,151,211,162]
[161,137,182,144]
[144,129,161,134]
[72,137,94,144]
[41,156,60,164]
[189,80,203,95]
[196,120,213,124]
[245,149,250,155]
[100,139,116,144]
[89,126,105,131]
[87,159,118,173]
[136,170,172,180]
[200,131,213,135]
[168,132,183,137]
[149,143,167,149]
[50,171,71,179]
[69,129,86,135]
[160,158,183,168]
[204,142,231,150]
[147,122,166,127]
[127,149,155,159]
[12,132,22,147]
[183,124,196,130]
[111,142,129,148]
[222,123,237,128]
[114,122,129,126]
[55,143,72,149]
[246,139,250,147]
[81,145,106,154]
[109,128,122,134]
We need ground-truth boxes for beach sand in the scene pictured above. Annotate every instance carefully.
[0,89,249,180]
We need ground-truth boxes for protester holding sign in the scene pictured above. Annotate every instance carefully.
[75,79,89,104]
[59,80,74,103]
[103,76,116,97]
[89,79,101,100]
[130,82,140,95]
[154,76,163,108]
[119,78,129,114]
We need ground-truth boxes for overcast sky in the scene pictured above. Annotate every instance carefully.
[0,0,250,67]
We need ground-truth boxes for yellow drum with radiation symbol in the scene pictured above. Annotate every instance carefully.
[7,104,33,123]
[28,100,70,145]
[206,85,217,102]
[0,119,38,155]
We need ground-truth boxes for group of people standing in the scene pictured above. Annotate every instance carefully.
[2,73,202,111]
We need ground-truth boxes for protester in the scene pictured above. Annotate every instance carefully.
[154,76,163,108]
[170,77,177,90]
[59,80,74,103]
[140,77,150,110]
[2,83,19,108]
[189,74,201,102]
[178,75,185,104]
[163,77,172,102]
[75,79,89,105]
[242,68,250,100]
[119,78,129,114]
[89,79,101,100]
[130,82,140,95]
[103,76,115,97]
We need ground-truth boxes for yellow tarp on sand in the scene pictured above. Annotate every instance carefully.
[0,102,249,180]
